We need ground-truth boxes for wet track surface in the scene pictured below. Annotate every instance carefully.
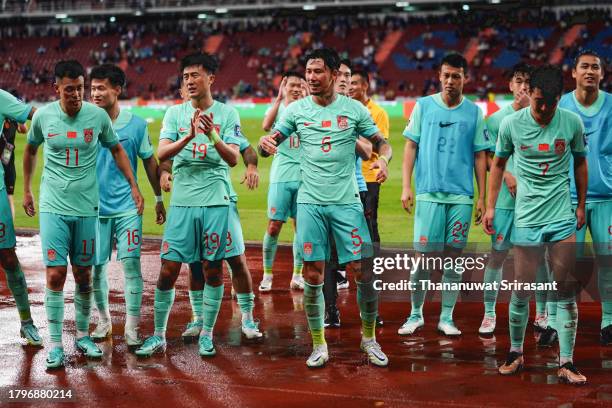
[1,235,611,407]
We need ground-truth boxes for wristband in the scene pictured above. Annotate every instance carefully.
[155,195,163,203]
[379,155,389,165]
[209,129,222,145]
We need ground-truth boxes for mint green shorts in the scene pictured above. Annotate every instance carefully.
[224,202,245,259]
[574,201,612,256]
[413,200,473,252]
[95,213,142,264]
[297,202,372,264]
[513,218,576,246]
[0,188,16,250]
[161,205,229,263]
[491,208,515,251]
[40,212,97,266]
[267,181,299,221]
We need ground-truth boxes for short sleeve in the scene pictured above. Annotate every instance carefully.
[0,89,32,124]
[355,103,379,139]
[495,116,514,158]
[273,102,297,138]
[99,112,119,148]
[570,115,587,157]
[137,125,154,159]
[376,109,390,139]
[26,110,44,146]
[221,107,242,146]
[238,136,250,152]
[402,101,421,143]
[473,111,492,152]
[160,106,178,141]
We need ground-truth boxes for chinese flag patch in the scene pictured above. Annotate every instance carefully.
[322,120,332,128]
[538,143,549,152]
[67,131,77,139]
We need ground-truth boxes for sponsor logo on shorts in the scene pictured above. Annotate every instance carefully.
[84,128,94,143]
[419,235,428,244]
[337,115,348,129]
[303,242,313,255]
[162,241,170,253]
[47,249,56,261]
[554,139,566,155]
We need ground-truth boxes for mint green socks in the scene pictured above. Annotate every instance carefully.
[262,232,278,276]
[483,266,502,317]
[4,263,32,321]
[202,284,224,336]
[45,288,64,348]
[304,282,325,345]
[153,288,175,338]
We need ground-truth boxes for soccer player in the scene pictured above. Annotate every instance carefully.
[0,88,41,346]
[23,60,144,369]
[478,63,553,336]
[349,70,390,250]
[259,48,392,368]
[485,64,588,385]
[136,52,241,358]
[88,64,167,346]
[400,53,489,336]
[559,49,612,345]
[259,72,306,292]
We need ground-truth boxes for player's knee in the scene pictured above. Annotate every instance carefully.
[158,261,180,289]
[267,221,283,236]
[227,256,247,276]
[205,269,223,286]
[47,268,66,287]
[0,249,19,271]
[303,262,323,284]
[489,250,508,269]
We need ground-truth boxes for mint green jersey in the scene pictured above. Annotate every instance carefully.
[496,107,587,227]
[487,104,517,210]
[27,101,118,216]
[0,89,33,191]
[274,94,379,205]
[269,102,301,183]
[160,100,242,207]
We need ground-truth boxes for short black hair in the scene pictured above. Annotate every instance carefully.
[54,60,85,80]
[351,69,370,83]
[305,48,340,71]
[180,52,219,74]
[282,71,304,81]
[530,64,564,98]
[339,58,352,71]
[90,64,126,87]
[509,62,532,79]
[573,49,603,68]
[440,53,468,73]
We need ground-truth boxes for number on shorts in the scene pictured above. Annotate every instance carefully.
[82,239,95,255]
[539,161,550,176]
[351,228,363,247]
[289,135,300,149]
[126,229,140,246]
[65,148,79,166]
[204,232,220,252]
[451,221,469,243]
[321,136,332,153]
[191,143,207,159]
[0,222,5,239]
[225,231,233,251]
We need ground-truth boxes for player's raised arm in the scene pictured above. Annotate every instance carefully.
[157,109,200,161]
[262,77,286,132]
[200,112,239,167]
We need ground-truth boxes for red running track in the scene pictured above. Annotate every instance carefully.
[0,236,611,407]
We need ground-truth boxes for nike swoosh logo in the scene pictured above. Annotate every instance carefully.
[48,133,60,138]
[81,256,92,262]
[352,249,362,255]
[439,122,456,128]
[304,122,313,126]
[127,247,138,252]
[520,145,532,151]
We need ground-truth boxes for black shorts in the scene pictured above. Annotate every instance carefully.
[3,159,15,195]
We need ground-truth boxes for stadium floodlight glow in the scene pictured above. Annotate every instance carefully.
[55,13,68,19]
[134,10,143,16]
[109,16,116,22]
[198,13,207,19]
[462,4,470,11]
[395,2,409,7]
[215,8,228,13]
[491,0,501,3]
[303,4,316,10]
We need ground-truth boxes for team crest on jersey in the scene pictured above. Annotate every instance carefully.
[84,128,94,143]
[47,249,56,261]
[337,115,349,129]
[162,241,170,253]
[554,139,566,155]
[303,242,313,255]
